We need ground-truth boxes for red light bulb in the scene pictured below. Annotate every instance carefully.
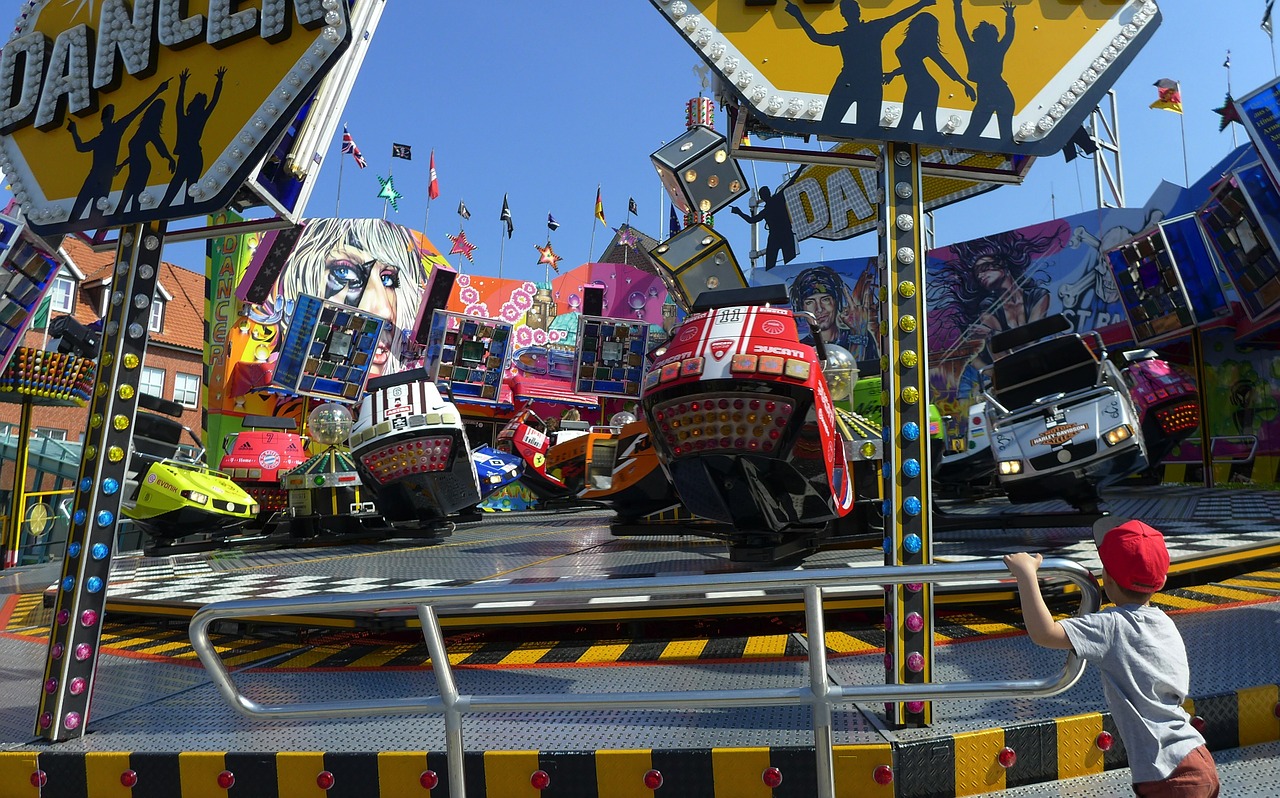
[419,770,439,790]
[216,770,235,789]
[121,769,138,787]
[1191,715,1206,733]
[31,770,47,787]
[316,770,335,790]
[997,747,1017,769]
[762,767,783,788]
[1096,731,1114,751]
[643,768,664,789]
[872,764,894,785]
[530,769,551,790]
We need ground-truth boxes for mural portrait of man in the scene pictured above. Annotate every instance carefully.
[788,264,880,362]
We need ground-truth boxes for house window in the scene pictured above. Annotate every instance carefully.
[0,423,15,440]
[140,366,165,398]
[149,299,164,333]
[173,372,200,408]
[49,274,75,314]
[33,427,67,441]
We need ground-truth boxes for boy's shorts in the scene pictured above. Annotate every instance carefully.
[1132,745,1219,798]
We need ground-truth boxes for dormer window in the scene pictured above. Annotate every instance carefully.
[149,298,164,333]
[49,273,75,314]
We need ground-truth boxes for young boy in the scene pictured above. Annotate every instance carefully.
[1004,520,1220,797]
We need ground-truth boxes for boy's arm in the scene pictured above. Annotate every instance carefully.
[1004,553,1074,650]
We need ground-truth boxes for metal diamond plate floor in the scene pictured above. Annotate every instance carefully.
[62,486,1280,624]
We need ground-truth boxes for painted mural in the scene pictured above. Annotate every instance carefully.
[205,219,672,462]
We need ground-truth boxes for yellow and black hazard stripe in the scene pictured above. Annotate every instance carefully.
[894,682,1280,797]
[0,745,894,797]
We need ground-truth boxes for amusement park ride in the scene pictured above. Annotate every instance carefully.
[11,3,1280,796]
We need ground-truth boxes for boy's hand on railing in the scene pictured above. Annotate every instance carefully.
[1003,552,1043,581]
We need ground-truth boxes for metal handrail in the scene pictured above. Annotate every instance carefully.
[190,558,1099,798]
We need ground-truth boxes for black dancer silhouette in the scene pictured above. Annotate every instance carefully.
[66,79,171,224]
[954,0,1017,141]
[883,13,974,132]
[730,170,803,271]
[785,0,936,127]
[115,99,175,215]
[161,67,226,210]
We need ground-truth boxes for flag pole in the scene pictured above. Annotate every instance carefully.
[1178,109,1189,187]
[422,195,431,237]
[1226,51,1238,148]
[335,149,345,217]
[499,224,506,281]
[382,165,392,220]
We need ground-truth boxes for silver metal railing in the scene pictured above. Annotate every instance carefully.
[190,558,1100,798]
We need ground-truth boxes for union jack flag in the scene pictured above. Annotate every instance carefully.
[341,125,366,169]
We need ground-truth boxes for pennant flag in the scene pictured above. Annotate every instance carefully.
[1215,92,1243,131]
[341,125,366,169]
[614,226,639,249]
[447,230,477,262]
[500,194,514,238]
[594,186,606,225]
[628,197,638,216]
[1149,78,1183,114]
[458,200,471,220]
[669,205,680,237]
[377,174,403,211]
[1266,0,1275,36]
[391,143,412,160]
[536,241,563,273]
[428,150,440,200]
[547,213,560,232]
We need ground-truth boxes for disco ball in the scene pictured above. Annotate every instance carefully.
[308,403,353,447]
[609,411,637,427]
[821,344,859,402]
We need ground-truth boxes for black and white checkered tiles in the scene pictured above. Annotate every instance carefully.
[94,486,1280,610]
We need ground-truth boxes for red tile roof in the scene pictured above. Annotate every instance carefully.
[59,236,206,353]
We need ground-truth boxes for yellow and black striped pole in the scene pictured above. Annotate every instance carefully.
[880,143,934,728]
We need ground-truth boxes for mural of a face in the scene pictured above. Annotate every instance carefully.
[803,292,838,339]
[276,218,429,379]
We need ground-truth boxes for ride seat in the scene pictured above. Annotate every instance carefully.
[131,412,185,463]
[989,335,1101,410]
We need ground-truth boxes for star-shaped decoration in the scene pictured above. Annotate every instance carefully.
[614,226,639,249]
[535,242,563,273]
[1214,92,1242,132]
[377,175,403,211]
[447,230,477,262]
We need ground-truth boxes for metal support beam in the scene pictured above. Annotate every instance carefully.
[880,143,934,728]
[35,221,165,741]
[1090,90,1126,209]
[2,399,36,568]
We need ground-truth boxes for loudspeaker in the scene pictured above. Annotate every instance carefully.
[411,264,458,345]
[582,283,605,317]
[236,224,303,304]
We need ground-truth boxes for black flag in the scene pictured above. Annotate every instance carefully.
[500,194,514,238]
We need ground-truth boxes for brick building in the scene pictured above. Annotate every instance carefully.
[0,235,207,444]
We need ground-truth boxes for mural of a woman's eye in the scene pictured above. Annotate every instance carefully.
[379,267,401,289]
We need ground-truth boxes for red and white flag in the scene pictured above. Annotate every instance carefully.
[428,150,440,200]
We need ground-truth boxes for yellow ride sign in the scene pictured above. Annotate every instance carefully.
[0,0,353,235]
[649,0,1161,156]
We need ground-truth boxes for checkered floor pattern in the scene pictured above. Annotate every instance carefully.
[85,486,1280,614]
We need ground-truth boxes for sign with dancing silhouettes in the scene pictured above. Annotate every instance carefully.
[0,0,354,235]
[648,0,1162,157]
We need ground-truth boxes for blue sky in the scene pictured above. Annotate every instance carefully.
[153,2,1280,284]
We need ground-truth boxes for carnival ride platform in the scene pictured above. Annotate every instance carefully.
[1,484,1279,796]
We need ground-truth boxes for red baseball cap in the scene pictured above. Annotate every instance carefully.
[1098,520,1169,592]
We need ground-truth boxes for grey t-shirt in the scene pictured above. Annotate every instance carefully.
[1060,604,1205,783]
